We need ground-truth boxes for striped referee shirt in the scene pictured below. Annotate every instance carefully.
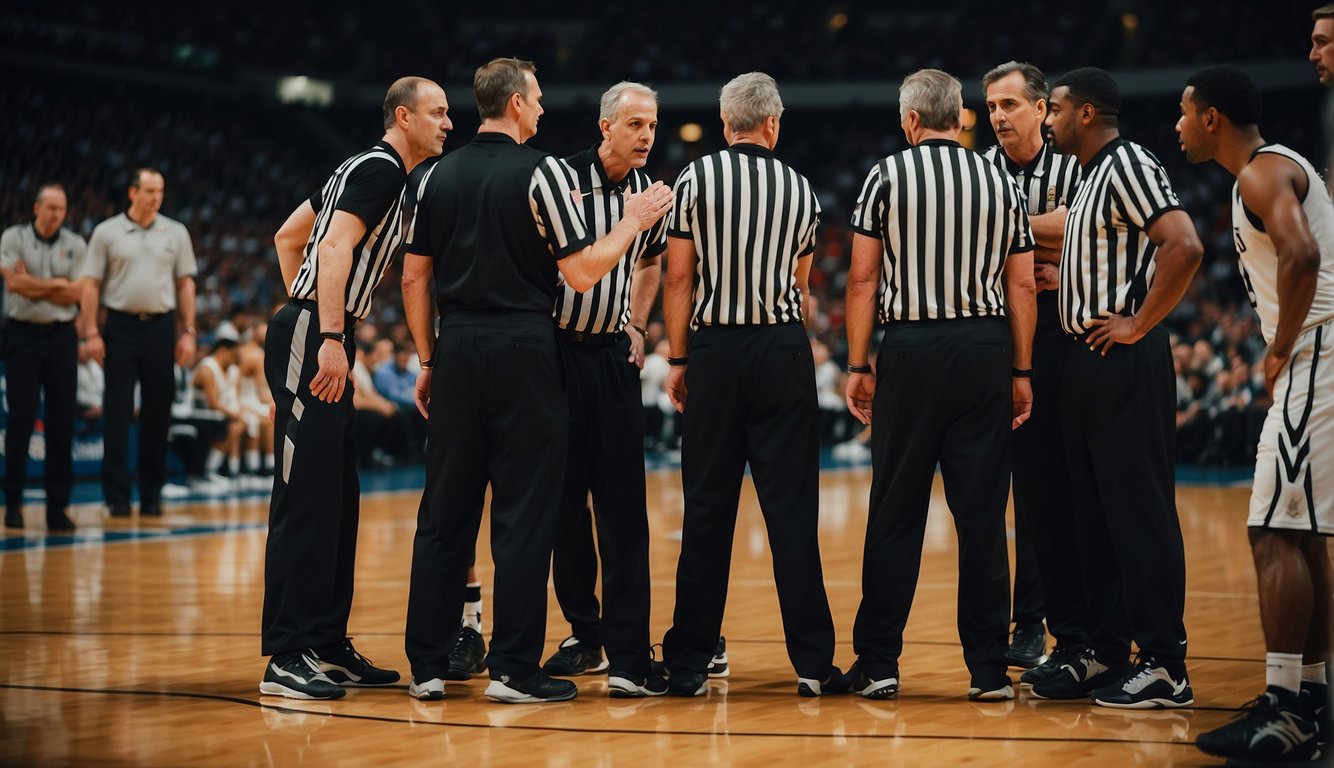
[850,138,1034,322]
[982,142,1081,219]
[554,145,666,333]
[1058,138,1184,335]
[667,142,818,326]
[290,141,407,320]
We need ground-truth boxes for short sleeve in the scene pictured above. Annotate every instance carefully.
[0,228,20,271]
[529,156,593,259]
[643,210,668,258]
[330,155,405,230]
[1117,152,1183,231]
[174,222,198,279]
[76,223,110,281]
[799,192,821,257]
[1007,178,1035,254]
[403,162,439,256]
[666,165,696,239]
[849,164,886,238]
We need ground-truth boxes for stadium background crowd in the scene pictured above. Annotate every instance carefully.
[1,0,1327,485]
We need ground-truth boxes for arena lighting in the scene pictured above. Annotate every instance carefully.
[679,122,703,142]
[277,75,334,107]
[829,12,849,32]
[1122,12,1140,32]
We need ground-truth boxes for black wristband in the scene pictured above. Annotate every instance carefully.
[846,363,872,374]
[667,356,689,366]
[320,331,346,343]
[1012,368,1034,379]
[628,324,647,338]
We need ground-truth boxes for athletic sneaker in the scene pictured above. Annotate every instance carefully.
[1020,644,1084,687]
[309,638,400,686]
[542,636,608,677]
[1300,681,1329,746]
[666,669,709,697]
[1091,656,1193,709]
[485,671,578,704]
[1005,623,1047,669]
[408,677,445,701]
[259,652,346,700]
[847,661,899,700]
[708,636,729,678]
[446,625,487,681]
[608,673,669,698]
[797,665,853,697]
[1029,647,1128,700]
[968,679,1016,701]
[1195,687,1318,762]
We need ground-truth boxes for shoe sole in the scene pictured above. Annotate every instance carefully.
[409,682,445,701]
[668,680,709,697]
[707,665,729,679]
[855,679,900,700]
[608,677,668,699]
[1093,697,1194,709]
[259,681,346,700]
[484,680,577,704]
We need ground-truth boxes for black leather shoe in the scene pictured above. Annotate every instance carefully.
[1006,623,1047,669]
[140,503,162,517]
[667,669,708,697]
[46,507,76,532]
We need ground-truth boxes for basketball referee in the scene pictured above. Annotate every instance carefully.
[980,61,1084,678]
[258,76,453,701]
[539,81,667,697]
[1031,67,1203,708]
[661,72,844,698]
[401,58,673,704]
[845,68,1036,702]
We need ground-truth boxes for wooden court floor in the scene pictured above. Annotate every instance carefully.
[0,467,1308,766]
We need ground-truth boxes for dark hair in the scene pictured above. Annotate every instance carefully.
[1052,67,1121,118]
[1186,65,1262,127]
[982,61,1049,104]
[129,167,162,189]
[474,58,536,120]
[383,77,427,130]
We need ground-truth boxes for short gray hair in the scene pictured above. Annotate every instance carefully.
[719,72,783,133]
[981,61,1049,104]
[599,81,659,123]
[899,69,962,131]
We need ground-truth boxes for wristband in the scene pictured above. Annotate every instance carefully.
[183,326,197,336]
[419,358,433,370]
[628,324,647,338]
[1012,368,1034,379]
[320,331,346,343]
[846,363,872,374]
[667,356,689,366]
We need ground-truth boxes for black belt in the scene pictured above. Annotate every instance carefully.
[8,318,75,331]
[287,298,359,329]
[108,309,169,322]
[556,327,623,347]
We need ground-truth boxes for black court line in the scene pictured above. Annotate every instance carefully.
[0,683,1207,746]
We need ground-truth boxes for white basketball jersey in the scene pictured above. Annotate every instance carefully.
[195,356,240,412]
[1232,144,1334,345]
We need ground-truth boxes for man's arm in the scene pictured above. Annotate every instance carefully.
[662,237,696,412]
[1003,248,1037,429]
[401,250,436,417]
[274,200,316,294]
[194,363,238,419]
[308,210,366,404]
[174,276,197,366]
[557,183,674,291]
[1029,206,1069,252]
[795,254,813,328]
[78,278,104,363]
[1240,155,1322,395]
[625,254,661,368]
[843,233,883,425]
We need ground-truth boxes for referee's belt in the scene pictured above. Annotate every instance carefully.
[108,309,169,322]
[287,298,359,329]
[556,327,623,347]
[8,318,75,331]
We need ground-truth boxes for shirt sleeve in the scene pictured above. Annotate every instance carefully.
[849,163,886,238]
[173,222,198,279]
[1117,151,1183,231]
[75,223,109,281]
[529,156,593,259]
[330,155,404,231]
[0,228,19,271]
[403,162,439,256]
[1007,178,1035,254]
[643,209,668,258]
[799,191,821,257]
[666,164,696,239]
[66,233,89,278]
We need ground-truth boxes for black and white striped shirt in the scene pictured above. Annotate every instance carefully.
[290,141,407,320]
[667,143,819,326]
[850,138,1034,322]
[554,145,666,333]
[982,142,1081,218]
[1058,138,1184,335]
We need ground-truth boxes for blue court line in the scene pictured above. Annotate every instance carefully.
[0,522,269,552]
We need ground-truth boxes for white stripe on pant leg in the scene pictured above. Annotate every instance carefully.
[286,309,311,395]
[281,399,305,486]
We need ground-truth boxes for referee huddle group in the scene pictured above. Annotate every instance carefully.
[253,54,1216,716]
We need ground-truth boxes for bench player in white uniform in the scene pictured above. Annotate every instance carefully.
[237,321,274,488]
[193,325,244,490]
[1178,64,1333,765]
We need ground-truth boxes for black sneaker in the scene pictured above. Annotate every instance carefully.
[798,665,853,697]
[848,661,899,700]
[667,669,709,697]
[708,636,729,678]
[1091,656,1193,709]
[46,507,75,532]
[609,673,669,698]
[485,670,578,703]
[1029,648,1128,700]
[259,652,346,700]
[446,626,487,680]
[542,636,608,677]
[309,638,400,687]
[5,507,23,529]
[107,504,131,519]
[1196,687,1318,762]
[1021,644,1084,687]
[1300,681,1329,747]
[1006,623,1047,669]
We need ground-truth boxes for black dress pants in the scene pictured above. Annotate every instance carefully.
[3,320,77,512]
[853,317,1013,690]
[663,323,835,680]
[102,310,175,508]
[405,312,569,682]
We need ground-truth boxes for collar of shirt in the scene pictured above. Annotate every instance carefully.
[30,221,59,245]
[567,144,631,195]
[918,138,962,149]
[1003,142,1051,178]
[374,139,406,170]
[728,142,776,159]
[121,213,163,233]
[1083,136,1126,170]
[473,132,519,147]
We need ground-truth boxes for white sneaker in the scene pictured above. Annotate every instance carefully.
[162,483,190,499]
[408,678,445,701]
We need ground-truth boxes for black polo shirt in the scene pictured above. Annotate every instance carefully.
[405,132,594,314]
